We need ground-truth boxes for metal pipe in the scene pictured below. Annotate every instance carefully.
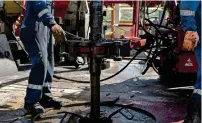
[143,1,146,29]
[89,0,103,41]
[135,1,140,37]
[89,0,103,120]
[89,58,102,119]
[133,1,140,37]
[111,6,115,38]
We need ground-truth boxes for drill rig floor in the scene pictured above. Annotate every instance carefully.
[0,60,191,123]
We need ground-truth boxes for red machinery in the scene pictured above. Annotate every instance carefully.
[54,1,70,21]
[174,27,198,73]
[157,2,198,86]
[110,0,198,85]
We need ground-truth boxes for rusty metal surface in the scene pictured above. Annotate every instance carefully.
[0,60,188,123]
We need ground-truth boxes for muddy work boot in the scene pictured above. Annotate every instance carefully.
[184,98,201,123]
[24,102,45,115]
[39,95,63,109]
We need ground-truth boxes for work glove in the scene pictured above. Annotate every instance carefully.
[51,24,67,43]
[182,31,199,51]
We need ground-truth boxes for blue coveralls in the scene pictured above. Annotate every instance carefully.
[180,1,201,103]
[20,0,56,105]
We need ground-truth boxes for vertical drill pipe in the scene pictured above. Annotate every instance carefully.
[89,0,103,120]
[132,1,140,37]
[111,6,115,38]
[143,1,146,29]
[89,58,102,120]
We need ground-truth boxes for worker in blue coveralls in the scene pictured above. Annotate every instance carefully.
[180,1,201,122]
[20,1,66,115]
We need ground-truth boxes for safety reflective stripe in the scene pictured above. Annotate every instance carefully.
[28,84,43,90]
[38,9,48,18]
[28,83,51,89]
[180,10,195,16]
[193,89,201,95]
[43,83,51,87]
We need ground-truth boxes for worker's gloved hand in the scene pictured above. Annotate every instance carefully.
[51,24,67,43]
[182,31,199,51]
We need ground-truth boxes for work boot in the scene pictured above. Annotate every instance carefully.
[39,95,63,109]
[24,102,45,115]
[184,98,201,123]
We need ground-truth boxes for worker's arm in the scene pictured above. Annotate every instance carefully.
[32,1,66,42]
[180,1,200,51]
[32,1,56,28]
[180,1,200,32]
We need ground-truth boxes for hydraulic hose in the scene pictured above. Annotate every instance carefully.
[53,45,166,83]
[13,1,26,10]
[146,2,160,19]
[159,2,167,26]
[140,17,176,41]
[53,50,142,83]
[144,18,164,38]
[53,48,143,83]
[147,4,160,15]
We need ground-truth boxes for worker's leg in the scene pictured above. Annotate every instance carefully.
[193,46,201,103]
[185,46,201,123]
[191,46,201,117]
[40,30,63,109]
[42,34,54,96]
[20,26,48,114]
[25,26,48,104]
[42,43,53,95]
[25,50,47,105]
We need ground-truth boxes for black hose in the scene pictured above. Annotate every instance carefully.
[53,74,89,83]
[53,47,143,83]
[138,15,177,75]
[53,45,167,83]
[13,1,26,10]
[146,2,160,19]
[32,114,41,123]
[108,107,125,119]
[139,24,164,40]
[159,2,167,26]
[144,18,164,38]
[140,17,176,41]
[147,4,160,15]
[64,31,86,40]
